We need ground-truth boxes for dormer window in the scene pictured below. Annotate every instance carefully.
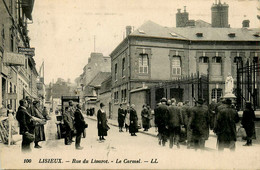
[196,33,203,37]
[199,56,209,63]
[170,32,178,37]
[228,33,236,38]
[138,29,145,34]
[212,56,222,63]
[253,32,260,37]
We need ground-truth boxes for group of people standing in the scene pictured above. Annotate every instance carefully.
[154,97,256,151]
[63,101,88,150]
[15,97,50,152]
[118,104,140,136]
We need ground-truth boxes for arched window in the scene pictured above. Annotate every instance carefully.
[212,56,222,63]
[199,56,209,63]
[172,56,181,75]
[139,54,148,74]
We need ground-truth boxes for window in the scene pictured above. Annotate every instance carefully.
[172,56,181,75]
[139,54,148,74]
[121,89,127,103]
[199,56,209,63]
[25,58,28,69]
[114,91,119,103]
[211,88,222,101]
[115,63,118,80]
[10,34,14,52]
[234,56,242,64]
[212,56,222,63]
[122,58,125,77]
[196,33,203,37]
[10,82,12,93]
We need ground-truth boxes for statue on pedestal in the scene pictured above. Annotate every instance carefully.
[224,73,236,98]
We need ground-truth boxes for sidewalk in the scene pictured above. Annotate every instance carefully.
[85,115,252,151]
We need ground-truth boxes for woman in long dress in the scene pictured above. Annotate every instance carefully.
[97,103,108,141]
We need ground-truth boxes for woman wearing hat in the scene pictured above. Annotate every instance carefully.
[242,101,256,146]
[129,104,138,136]
[97,103,108,141]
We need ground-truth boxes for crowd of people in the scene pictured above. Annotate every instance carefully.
[13,95,256,153]
[152,97,256,151]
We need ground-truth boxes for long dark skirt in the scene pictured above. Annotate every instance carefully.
[142,117,150,129]
[98,127,107,136]
[34,125,45,142]
[129,121,138,133]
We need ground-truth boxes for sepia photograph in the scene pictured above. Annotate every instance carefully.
[0,0,260,169]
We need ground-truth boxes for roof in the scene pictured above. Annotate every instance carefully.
[129,20,260,42]
[88,72,111,87]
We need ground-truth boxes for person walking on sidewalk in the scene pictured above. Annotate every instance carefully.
[141,104,150,131]
[68,100,76,142]
[74,104,87,150]
[190,98,209,150]
[97,103,109,141]
[125,104,130,132]
[118,104,125,132]
[129,104,138,136]
[214,98,239,151]
[242,101,256,146]
[16,99,35,152]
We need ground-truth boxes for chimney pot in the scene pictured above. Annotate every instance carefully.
[126,26,132,36]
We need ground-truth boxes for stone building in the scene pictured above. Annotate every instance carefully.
[110,19,259,120]
[0,0,39,111]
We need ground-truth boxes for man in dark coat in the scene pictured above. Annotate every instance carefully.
[68,100,75,142]
[129,104,138,136]
[97,103,108,140]
[63,107,74,145]
[118,104,125,132]
[215,98,239,151]
[181,100,192,148]
[155,98,169,146]
[74,104,87,150]
[32,100,46,148]
[167,99,183,148]
[141,104,150,131]
[190,98,210,150]
[208,99,217,130]
[16,99,35,152]
[242,101,256,146]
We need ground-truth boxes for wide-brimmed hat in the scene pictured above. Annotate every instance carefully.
[196,98,204,105]
[100,103,105,107]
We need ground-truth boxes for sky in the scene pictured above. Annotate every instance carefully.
[28,0,260,84]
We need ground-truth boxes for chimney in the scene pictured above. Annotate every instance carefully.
[242,20,250,28]
[184,6,186,12]
[177,8,181,13]
[126,26,132,36]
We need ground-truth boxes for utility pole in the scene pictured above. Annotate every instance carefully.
[94,35,96,52]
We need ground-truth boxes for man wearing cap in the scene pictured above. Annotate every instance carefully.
[214,98,239,151]
[155,98,169,146]
[190,98,210,150]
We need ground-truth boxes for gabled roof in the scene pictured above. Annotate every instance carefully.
[88,72,111,88]
[129,20,260,42]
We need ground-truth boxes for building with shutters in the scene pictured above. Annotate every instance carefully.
[110,19,260,119]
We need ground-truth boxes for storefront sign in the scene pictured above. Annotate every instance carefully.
[5,93,17,100]
[18,47,35,56]
[3,52,25,66]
